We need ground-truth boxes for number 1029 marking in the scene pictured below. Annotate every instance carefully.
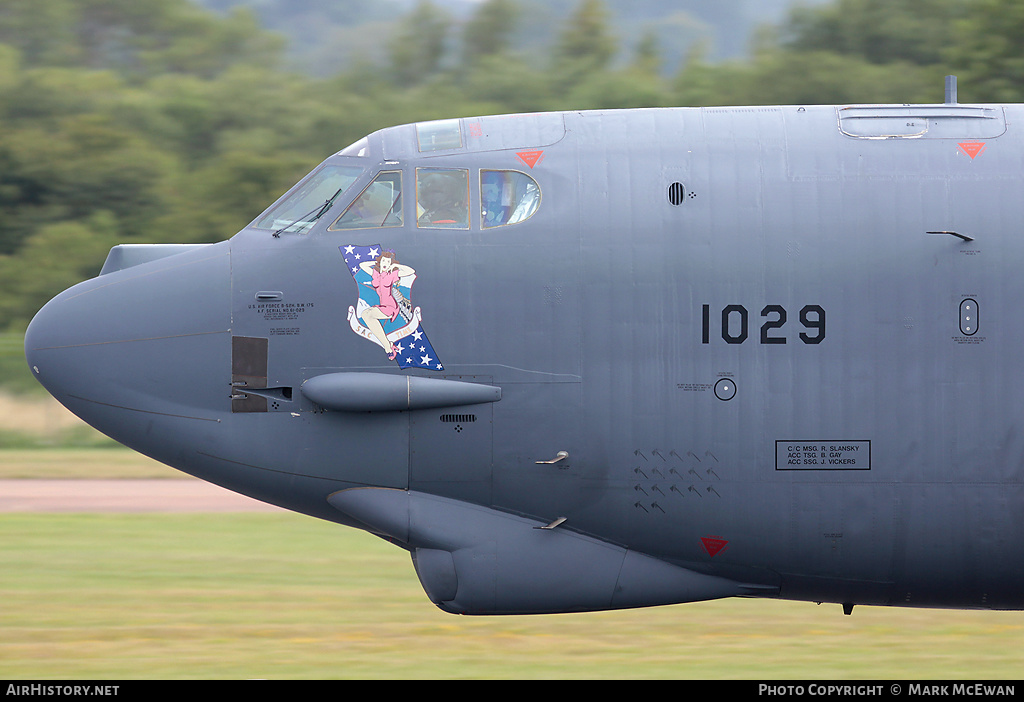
[701,304,826,345]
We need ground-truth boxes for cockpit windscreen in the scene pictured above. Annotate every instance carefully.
[253,165,364,233]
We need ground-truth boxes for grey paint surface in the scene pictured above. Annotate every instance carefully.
[24,98,1024,614]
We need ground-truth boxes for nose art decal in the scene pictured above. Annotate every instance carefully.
[341,245,443,371]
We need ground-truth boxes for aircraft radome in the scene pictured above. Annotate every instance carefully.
[25,76,1024,615]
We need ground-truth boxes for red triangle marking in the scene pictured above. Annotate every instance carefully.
[701,536,728,558]
[516,150,544,168]
[958,141,986,159]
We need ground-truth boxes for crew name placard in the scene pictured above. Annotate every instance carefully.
[776,440,871,470]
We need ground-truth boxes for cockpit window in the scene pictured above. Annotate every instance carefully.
[253,165,364,233]
[416,168,469,229]
[329,170,403,230]
[417,119,463,152]
[481,170,540,228]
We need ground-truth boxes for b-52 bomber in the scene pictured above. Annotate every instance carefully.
[25,77,1024,615]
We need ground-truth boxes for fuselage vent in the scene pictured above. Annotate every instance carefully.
[668,182,686,206]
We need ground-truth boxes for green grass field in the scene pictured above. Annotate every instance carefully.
[2,448,1024,679]
[0,448,180,479]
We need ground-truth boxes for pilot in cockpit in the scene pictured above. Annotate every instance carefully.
[481,171,511,227]
[416,171,468,228]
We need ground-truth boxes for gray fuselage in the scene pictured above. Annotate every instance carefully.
[26,103,1024,613]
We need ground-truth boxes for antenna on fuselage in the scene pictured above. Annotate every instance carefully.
[945,75,958,105]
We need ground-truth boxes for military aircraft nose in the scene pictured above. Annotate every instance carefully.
[25,243,232,451]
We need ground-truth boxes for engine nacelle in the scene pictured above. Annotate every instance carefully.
[328,487,773,615]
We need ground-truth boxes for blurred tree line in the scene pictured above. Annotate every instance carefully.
[0,0,1021,332]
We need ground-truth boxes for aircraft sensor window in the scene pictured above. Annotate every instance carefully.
[417,119,463,152]
[330,170,404,230]
[253,165,364,234]
[481,170,540,228]
[416,168,469,229]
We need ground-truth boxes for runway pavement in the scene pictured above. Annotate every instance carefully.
[0,479,286,512]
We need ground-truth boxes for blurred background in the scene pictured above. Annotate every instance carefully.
[0,0,1020,437]
[5,2,1024,680]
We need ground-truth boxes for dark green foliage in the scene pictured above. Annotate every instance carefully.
[0,0,1017,335]
[781,0,967,67]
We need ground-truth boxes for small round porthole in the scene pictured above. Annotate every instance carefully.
[668,182,686,206]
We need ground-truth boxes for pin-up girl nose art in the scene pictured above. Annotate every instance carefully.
[341,245,443,371]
